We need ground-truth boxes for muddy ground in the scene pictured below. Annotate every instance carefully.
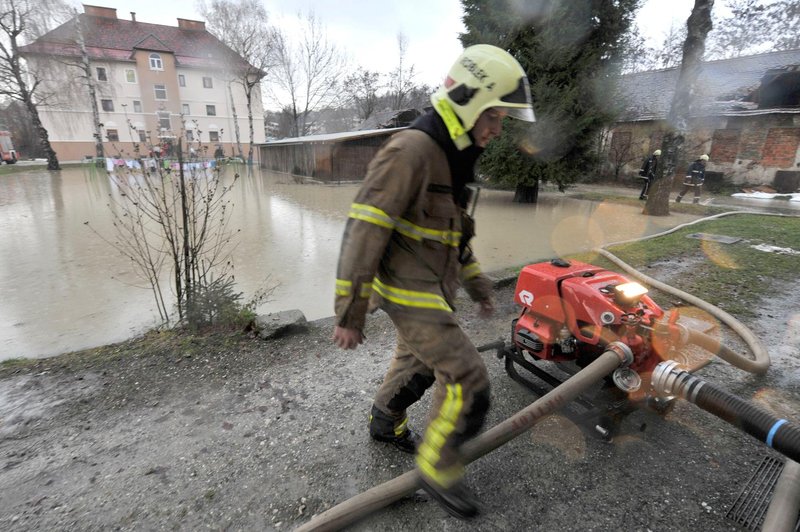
[1,257,799,531]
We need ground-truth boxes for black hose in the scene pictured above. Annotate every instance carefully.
[652,361,800,463]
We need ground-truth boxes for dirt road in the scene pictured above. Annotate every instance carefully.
[1,262,799,531]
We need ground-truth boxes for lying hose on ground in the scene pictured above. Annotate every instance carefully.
[652,361,800,531]
[298,211,796,530]
[294,343,634,532]
[594,210,800,375]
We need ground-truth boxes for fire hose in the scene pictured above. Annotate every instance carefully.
[653,361,800,462]
[595,210,799,375]
[653,361,800,531]
[297,211,796,530]
[294,343,634,532]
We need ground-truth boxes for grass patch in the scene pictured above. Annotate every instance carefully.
[577,214,800,317]
[565,190,731,216]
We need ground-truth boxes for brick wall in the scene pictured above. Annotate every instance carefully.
[762,128,800,167]
[738,128,767,160]
[615,114,800,186]
[710,129,740,163]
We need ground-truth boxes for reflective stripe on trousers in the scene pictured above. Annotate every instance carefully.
[373,312,490,488]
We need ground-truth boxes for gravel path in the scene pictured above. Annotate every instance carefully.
[1,261,799,531]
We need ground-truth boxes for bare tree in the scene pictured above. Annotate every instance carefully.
[620,30,650,74]
[0,0,66,169]
[269,12,347,137]
[197,0,277,165]
[87,139,252,328]
[387,32,417,110]
[706,0,770,59]
[69,10,104,159]
[644,0,715,216]
[763,0,800,51]
[607,131,637,181]
[343,68,381,121]
[654,23,688,69]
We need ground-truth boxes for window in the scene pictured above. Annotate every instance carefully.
[125,69,136,83]
[96,67,107,81]
[154,84,167,100]
[202,76,213,88]
[181,103,190,115]
[209,131,219,142]
[206,105,216,116]
[106,129,119,142]
[157,111,171,131]
[178,74,186,87]
[133,100,142,113]
[101,99,114,112]
[138,130,147,142]
[149,53,163,70]
[186,130,194,141]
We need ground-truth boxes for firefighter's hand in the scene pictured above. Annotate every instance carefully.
[333,326,365,349]
[478,298,495,319]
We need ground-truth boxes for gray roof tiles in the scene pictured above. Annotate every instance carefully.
[617,48,800,121]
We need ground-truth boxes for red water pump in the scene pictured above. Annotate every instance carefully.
[496,258,689,437]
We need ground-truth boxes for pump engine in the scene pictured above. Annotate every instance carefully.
[497,258,690,437]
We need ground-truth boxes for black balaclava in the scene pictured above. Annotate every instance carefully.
[409,109,483,209]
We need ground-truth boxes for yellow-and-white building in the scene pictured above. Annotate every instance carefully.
[20,4,265,161]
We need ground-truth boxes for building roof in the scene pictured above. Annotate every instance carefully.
[19,8,248,71]
[358,109,421,130]
[262,128,405,146]
[616,48,800,121]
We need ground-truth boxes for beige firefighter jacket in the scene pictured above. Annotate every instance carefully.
[335,129,493,331]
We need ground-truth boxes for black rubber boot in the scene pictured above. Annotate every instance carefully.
[418,476,480,520]
[675,195,682,203]
[369,405,420,454]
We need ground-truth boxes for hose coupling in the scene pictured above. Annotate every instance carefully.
[606,341,634,367]
[651,360,705,400]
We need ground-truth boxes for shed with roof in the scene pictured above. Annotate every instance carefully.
[258,128,403,183]
[610,49,800,189]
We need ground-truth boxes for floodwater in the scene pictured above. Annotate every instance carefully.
[0,165,701,361]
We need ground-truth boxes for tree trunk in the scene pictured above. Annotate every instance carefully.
[177,138,189,321]
[643,0,714,216]
[513,182,539,203]
[245,85,256,166]
[228,84,244,159]
[76,16,104,159]
[25,98,60,170]
[9,30,60,170]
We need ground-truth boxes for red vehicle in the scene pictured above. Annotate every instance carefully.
[0,131,17,164]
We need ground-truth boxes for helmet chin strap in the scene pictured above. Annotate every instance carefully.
[432,97,473,151]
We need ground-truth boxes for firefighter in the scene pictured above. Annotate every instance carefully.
[333,44,535,519]
[638,149,661,200]
[675,154,709,203]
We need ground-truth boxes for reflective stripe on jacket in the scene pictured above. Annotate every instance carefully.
[683,160,706,186]
[334,129,492,330]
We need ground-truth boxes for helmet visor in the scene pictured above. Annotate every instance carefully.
[500,77,535,122]
[504,106,536,122]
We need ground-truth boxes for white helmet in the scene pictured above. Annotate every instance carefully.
[653,149,662,156]
[431,44,535,134]
[700,154,709,161]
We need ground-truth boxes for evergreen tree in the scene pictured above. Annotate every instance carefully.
[460,0,639,201]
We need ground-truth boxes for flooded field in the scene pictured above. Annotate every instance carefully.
[0,164,699,360]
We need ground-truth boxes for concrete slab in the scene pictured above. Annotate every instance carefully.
[686,232,742,244]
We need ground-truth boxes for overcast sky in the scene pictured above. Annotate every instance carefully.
[84,0,699,87]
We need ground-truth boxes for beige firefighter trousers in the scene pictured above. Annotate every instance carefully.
[373,311,490,488]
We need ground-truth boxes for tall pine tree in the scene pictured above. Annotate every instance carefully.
[460,0,639,201]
